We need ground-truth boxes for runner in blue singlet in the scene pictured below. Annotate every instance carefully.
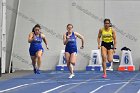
[28,24,49,74]
[63,24,84,79]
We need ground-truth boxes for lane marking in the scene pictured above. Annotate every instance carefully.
[42,82,86,93]
[137,89,140,93]
[89,82,127,93]
[59,75,102,93]
[0,75,65,93]
[114,73,139,93]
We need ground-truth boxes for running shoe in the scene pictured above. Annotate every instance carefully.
[36,69,41,74]
[102,74,107,78]
[68,74,75,79]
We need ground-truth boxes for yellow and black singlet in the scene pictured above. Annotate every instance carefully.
[101,27,113,43]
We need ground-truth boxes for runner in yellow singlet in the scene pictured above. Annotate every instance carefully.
[97,19,117,78]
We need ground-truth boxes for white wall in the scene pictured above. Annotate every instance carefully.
[105,0,140,69]
[11,0,140,71]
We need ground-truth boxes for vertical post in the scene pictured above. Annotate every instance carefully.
[0,57,1,76]
[0,0,2,77]
[1,0,6,73]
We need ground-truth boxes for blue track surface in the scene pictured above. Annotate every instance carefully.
[0,71,140,93]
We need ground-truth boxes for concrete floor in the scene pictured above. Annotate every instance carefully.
[0,70,33,81]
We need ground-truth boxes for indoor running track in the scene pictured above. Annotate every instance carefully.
[0,71,140,93]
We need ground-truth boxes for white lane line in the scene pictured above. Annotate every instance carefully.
[42,80,110,93]
[42,74,102,93]
[59,75,102,93]
[0,75,65,93]
[42,82,86,93]
[89,82,127,93]
[42,80,107,93]
[114,73,139,93]
[137,89,140,93]
[0,82,42,93]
